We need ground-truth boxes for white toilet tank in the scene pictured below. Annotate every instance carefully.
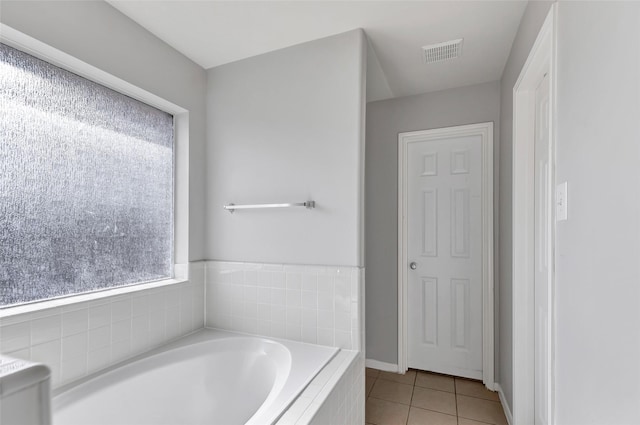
[0,355,51,425]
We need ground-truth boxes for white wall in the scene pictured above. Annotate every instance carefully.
[365,81,501,365]
[497,0,553,410]
[554,2,640,423]
[0,0,208,262]
[205,29,366,267]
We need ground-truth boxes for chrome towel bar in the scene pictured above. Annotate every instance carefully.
[223,201,315,213]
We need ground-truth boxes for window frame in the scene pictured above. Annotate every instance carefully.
[0,24,189,316]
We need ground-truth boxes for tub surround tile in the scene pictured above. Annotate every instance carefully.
[276,351,363,425]
[272,305,287,323]
[0,261,206,389]
[5,348,30,362]
[334,331,351,350]
[62,309,89,337]
[301,326,317,344]
[111,299,132,322]
[62,332,88,359]
[88,304,111,329]
[302,309,317,328]
[0,321,30,353]
[317,328,334,346]
[301,291,317,309]
[60,353,87,385]
[87,346,111,370]
[132,295,149,318]
[31,315,62,345]
[88,326,111,351]
[286,273,302,290]
[286,324,302,341]
[31,340,61,365]
[317,309,334,329]
[302,274,317,291]
[204,261,363,351]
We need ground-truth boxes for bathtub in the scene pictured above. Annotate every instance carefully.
[52,329,338,425]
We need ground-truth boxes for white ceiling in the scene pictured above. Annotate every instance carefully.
[107,1,527,102]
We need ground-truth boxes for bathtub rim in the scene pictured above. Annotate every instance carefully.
[52,328,339,425]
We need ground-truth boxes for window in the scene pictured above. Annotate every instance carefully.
[0,43,175,307]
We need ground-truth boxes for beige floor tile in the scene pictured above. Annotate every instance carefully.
[367,367,381,378]
[378,369,417,385]
[415,372,455,393]
[410,387,457,416]
[457,394,508,425]
[370,379,414,404]
[366,376,376,396]
[458,418,495,425]
[366,397,410,425]
[407,407,457,425]
[455,378,500,401]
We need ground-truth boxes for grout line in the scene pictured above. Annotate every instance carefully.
[406,381,416,425]
[454,377,459,423]
[376,375,416,386]
[368,395,412,407]
[453,379,460,425]
[410,405,458,416]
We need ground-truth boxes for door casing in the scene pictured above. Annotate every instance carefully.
[398,122,494,390]
[512,5,557,424]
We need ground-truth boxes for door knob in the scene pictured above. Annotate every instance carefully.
[409,262,417,270]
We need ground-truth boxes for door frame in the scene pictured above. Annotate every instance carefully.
[512,5,557,424]
[397,122,494,389]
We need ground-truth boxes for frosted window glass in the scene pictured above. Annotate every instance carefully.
[0,43,174,307]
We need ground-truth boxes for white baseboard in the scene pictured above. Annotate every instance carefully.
[365,359,398,372]
[495,383,513,425]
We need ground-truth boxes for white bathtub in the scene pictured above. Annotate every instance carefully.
[52,329,338,425]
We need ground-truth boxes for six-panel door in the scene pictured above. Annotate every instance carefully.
[407,134,484,379]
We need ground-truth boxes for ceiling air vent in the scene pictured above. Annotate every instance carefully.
[422,38,463,64]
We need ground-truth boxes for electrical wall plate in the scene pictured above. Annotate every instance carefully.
[556,182,568,221]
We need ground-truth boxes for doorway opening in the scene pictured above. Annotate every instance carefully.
[512,5,557,424]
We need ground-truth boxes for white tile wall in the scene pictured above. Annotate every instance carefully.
[205,261,363,350]
[276,351,365,425]
[0,262,205,388]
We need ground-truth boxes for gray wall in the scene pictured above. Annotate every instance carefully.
[365,81,500,364]
[205,30,366,267]
[0,0,208,262]
[497,0,553,410]
[555,2,640,423]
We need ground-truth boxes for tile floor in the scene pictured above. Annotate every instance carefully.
[365,368,508,425]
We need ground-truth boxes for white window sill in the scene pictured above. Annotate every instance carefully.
[0,277,189,319]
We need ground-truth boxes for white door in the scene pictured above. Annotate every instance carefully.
[534,73,552,424]
[407,132,484,379]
